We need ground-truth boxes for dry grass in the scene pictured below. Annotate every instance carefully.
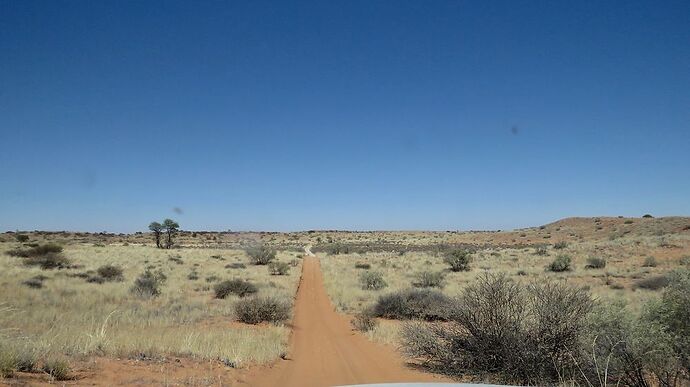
[0,243,302,367]
[321,226,690,344]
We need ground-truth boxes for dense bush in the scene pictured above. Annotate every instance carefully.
[246,245,276,265]
[23,253,70,270]
[267,261,290,275]
[634,275,669,290]
[235,297,290,324]
[585,256,607,269]
[359,271,387,290]
[548,254,571,272]
[96,265,124,281]
[443,249,471,272]
[7,243,63,257]
[130,270,167,298]
[401,274,593,384]
[372,289,452,321]
[15,234,29,242]
[214,279,258,299]
[412,271,444,288]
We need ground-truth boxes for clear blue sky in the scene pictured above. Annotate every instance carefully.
[1,1,688,232]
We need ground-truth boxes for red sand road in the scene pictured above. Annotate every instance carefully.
[247,256,450,387]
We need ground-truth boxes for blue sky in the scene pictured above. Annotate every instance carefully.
[1,1,689,232]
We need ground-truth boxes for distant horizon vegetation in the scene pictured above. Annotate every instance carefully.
[4,213,684,234]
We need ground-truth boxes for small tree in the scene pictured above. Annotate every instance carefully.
[162,219,179,249]
[148,222,163,248]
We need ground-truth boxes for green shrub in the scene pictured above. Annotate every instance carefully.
[359,271,387,290]
[235,297,290,324]
[13,349,36,373]
[553,241,568,250]
[354,262,371,270]
[646,269,690,375]
[96,265,124,281]
[412,271,445,288]
[130,270,167,298]
[443,249,471,272]
[548,254,571,272]
[643,256,658,267]
[246,245,276,265]
[585,257,607,269]
[214,279,257,299]
[42,357,70,381]
[0,348,15,378]
[267,261,290,275]
[372,289,452,321]
[15,234,29,242]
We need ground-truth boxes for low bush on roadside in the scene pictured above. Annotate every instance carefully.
[359,271,387,290]
[246,245,276,265]
[585,256,607,269]
[372,288,452,321]
[351,310,378,332]
[412,271,445,288]
[401,274,593,384]
[401,270,690,386]
[130,269,167,298]
[267,261,290,275]
[214,279,258,299]
[548,254,571,272]
[235,297,290,324]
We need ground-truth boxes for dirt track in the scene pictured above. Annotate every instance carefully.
[248,256,449,387]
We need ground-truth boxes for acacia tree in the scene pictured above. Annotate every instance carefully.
[148,221,163,248]
[162,219,179,249]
